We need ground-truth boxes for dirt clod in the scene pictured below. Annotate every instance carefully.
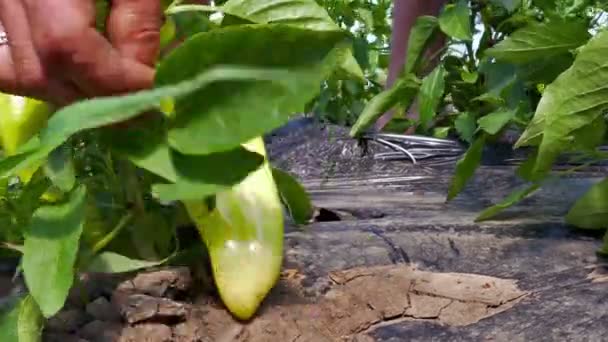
[113,293,187,324]
[115,267,192,299]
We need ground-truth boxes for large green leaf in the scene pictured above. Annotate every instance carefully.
[152,147,264,201]
[271,167,313,224]
[0,295,44,342]
[475,183,541,221]
[156,25,347,155]
[349,74,421,137]
[566,177,608,229]
[477,108,516,135]
[515,30,608,174]
[0,66,309,179]
[22,185,87,317]
[221,0,339,31]
[418,65,446,129]
[447,136,485,200]
[438,1,472,41]
[485,18,590,64]
[403,16,439,75]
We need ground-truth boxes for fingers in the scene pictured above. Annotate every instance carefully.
[0,1,81,104]
[107,0,162,66]
[0,0,45,95]
[24,0,156,97]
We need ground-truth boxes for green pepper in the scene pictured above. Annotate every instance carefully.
[0,93,53,182]
[184,137,284,320]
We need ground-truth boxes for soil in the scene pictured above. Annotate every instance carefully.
[1,118,607,341]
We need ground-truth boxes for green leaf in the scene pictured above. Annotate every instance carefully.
[333,46,366,83]
[447,135,485,201]
[403,16,439,75]
[475,183,541,221]
[152,147,264,201]
[566,177,608,229]
[156,25,347,155]
[221,0,339,31]
[516,53,574,85]
[85,252,165,273]
[460,70,478,83]
[438,1,472,41]
[477,108,516,135]
[454,112,476,143]
[515,30,608,174]
[271,168,313,224]
[44,146,76,192]
[0,295,44,342]
[418,65,446,129]
[433,126,451,139]
[599,232,608,257]
[490,0,521,12]
[0,66,308,179]
[485,18,590,64]
[349,74,421,137]
[22,185,87,317]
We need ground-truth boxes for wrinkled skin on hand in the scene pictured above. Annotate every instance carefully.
[0,0,162,106]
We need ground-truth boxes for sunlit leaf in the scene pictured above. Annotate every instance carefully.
[447,135,485,200]
[477,108,516,135]
[475,183,541,221]
[566,177,608,229]
[157,25,347,155]
[515,30,608,174]
[418,65,446,129]
[349,74,421,137]
[438,1,472,41]
[22,185,87,317]
[221,0,339,31]
[485,18,590,64]
[404,16,439,75]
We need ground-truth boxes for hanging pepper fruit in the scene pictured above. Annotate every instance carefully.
[183,137,284,320]
[0,93,53,182]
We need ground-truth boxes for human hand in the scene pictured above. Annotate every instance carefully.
[0,0,162,105]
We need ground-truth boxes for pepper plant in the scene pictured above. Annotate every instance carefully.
[351,0,608,254]
[0,0,359,337]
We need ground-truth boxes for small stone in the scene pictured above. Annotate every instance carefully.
[79,320,122,342]
[119,323,173,342]
[112,293,187,324]
[46,309,91,333]
[86,297,120,322]
[116,267,192,299]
